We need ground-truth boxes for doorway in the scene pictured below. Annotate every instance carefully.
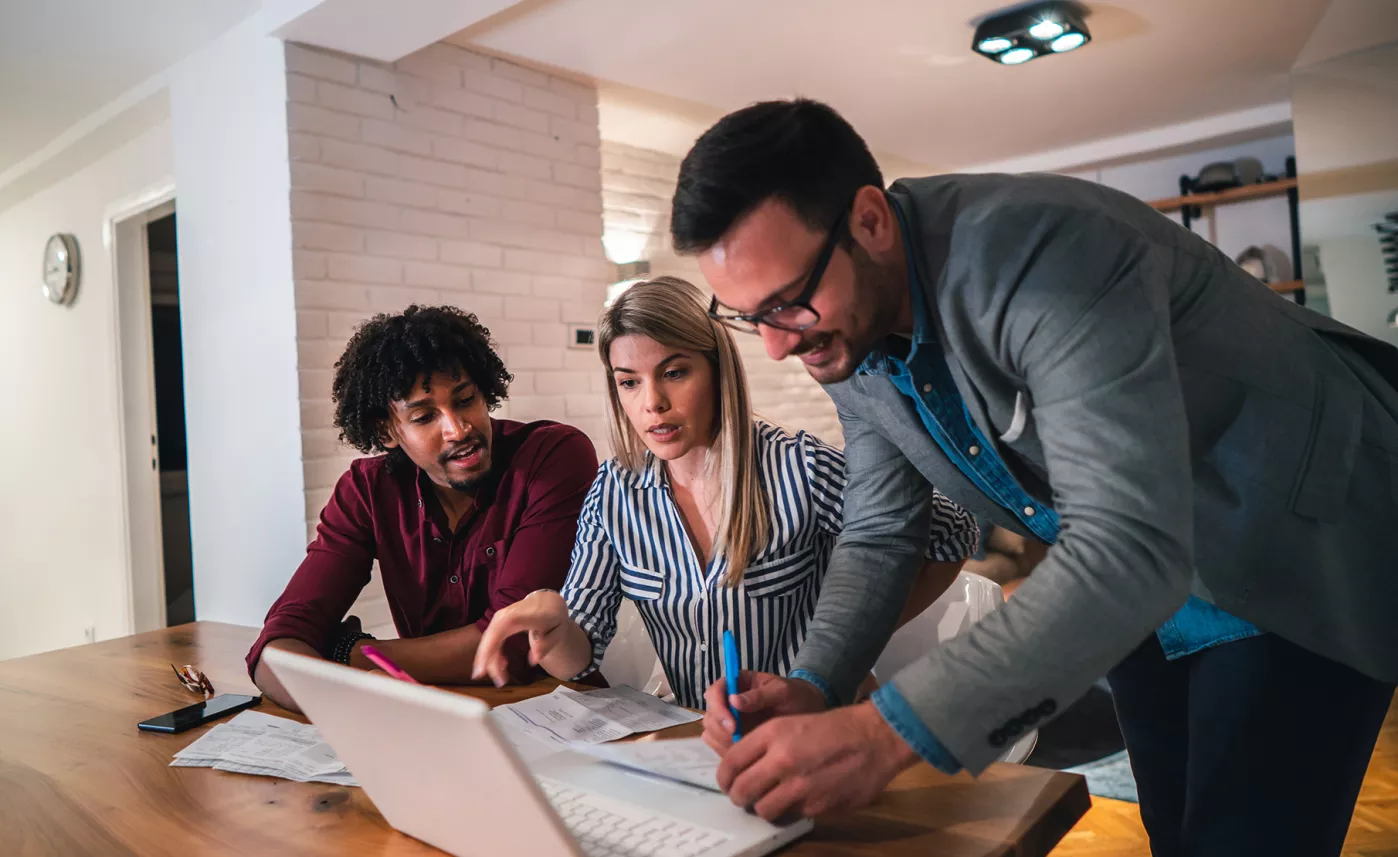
[111,186,196,634]
[146,214,195,625]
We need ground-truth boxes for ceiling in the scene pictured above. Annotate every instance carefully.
[457,0,1333,171]
[0,0,1355,188]
[0,0,260,176]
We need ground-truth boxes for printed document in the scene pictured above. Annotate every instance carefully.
[489,685,700,761]
[169,710,358,786]
[576,737,722,792]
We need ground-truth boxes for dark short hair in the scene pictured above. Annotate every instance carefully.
[332,305,512,459]
[670,98,884,254]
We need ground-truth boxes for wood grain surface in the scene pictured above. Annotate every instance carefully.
[0,622,1089,856]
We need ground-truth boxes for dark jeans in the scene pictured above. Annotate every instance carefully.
[1106,632,1394,857]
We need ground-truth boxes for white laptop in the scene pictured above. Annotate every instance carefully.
[262,648,813,857]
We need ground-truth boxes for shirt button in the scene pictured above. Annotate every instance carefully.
[968,445,980,456]
[700,643,707,652]
[433,537,443,543]
[485,546,496,557]
[1024,507,1036,517]
[922,383,933,393]
[450,575,460,584]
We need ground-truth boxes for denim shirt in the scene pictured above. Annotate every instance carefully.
[852,197,1261,774]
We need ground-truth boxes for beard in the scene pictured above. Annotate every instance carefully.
[792,248,905,384]
[440,441,491,493]
[446,474,487,493]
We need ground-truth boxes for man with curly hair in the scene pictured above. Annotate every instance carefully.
[246,305,598,711]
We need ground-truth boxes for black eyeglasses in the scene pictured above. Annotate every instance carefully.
[708,211,848,334]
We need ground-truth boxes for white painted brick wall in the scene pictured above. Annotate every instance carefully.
[287,39,609,458]
[286,43,611,630]
[600,142,844,446]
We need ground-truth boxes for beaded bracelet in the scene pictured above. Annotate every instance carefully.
[333,631,375,665]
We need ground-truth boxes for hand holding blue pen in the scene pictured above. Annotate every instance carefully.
[722,629,742,742]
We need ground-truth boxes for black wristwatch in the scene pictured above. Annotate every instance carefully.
[333,631,375,665]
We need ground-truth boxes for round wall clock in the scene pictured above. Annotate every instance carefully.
[43,233,81,305]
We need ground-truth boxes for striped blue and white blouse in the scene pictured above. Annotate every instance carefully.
[561,421,979,709]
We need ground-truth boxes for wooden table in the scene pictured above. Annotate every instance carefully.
[0,623,1089,856]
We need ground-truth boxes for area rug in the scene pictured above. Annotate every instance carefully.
[1064,750,1139,803]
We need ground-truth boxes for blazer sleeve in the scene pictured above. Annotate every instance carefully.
[789,396,935,705]
[801,428,977,563]
[886,202,1195,774]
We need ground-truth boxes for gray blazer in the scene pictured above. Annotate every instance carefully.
[791,173,1398,774]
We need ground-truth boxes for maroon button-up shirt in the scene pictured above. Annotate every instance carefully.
[246,419,598,682]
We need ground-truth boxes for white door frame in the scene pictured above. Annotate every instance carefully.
[105,179,176,635]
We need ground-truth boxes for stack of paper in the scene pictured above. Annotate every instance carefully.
[172,687,700,785]
[170,710,358,787]
[491,685,702,763]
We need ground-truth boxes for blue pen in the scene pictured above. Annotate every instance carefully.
[722,629,742,742]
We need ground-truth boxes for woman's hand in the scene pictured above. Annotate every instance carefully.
[471,590,570,686]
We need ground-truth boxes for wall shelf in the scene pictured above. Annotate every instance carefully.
[1150,159,1305,307]
[1149,177,1298,213]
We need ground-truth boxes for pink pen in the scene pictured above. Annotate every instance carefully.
[359,644,421,684]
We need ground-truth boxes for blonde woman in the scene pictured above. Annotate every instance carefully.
[472,277,977,708]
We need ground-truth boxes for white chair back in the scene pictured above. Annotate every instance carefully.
[597,599,671,699]
[874,571,1037,764]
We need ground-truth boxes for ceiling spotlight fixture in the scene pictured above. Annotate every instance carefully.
[1050,31,1087,52]
[972,1,1092,65]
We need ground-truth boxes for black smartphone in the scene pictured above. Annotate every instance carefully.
[137,693,262,734]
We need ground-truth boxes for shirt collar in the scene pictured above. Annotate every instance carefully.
[636,450,669,490]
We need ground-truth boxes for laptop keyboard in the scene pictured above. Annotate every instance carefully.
[536,776,733,857]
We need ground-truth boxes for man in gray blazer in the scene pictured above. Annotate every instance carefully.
[673,99,1397,856]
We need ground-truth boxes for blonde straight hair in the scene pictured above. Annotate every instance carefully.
[598,276,770,585]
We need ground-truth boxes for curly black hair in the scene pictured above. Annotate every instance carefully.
[332,305,512,464]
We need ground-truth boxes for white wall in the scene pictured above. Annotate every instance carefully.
[170,28,309,627]
[1317,233,1393,336]
[286,41,613,525]
[1292,41,1398,343]
[0,121,174,660]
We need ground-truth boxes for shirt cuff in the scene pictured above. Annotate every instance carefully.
[871,682,963,775]
[245,615,340,679]
[788,668,839,709]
